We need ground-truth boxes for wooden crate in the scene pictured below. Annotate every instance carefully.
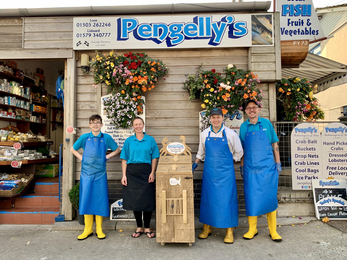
[156,137,195,246]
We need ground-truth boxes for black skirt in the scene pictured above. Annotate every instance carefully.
[123,163,154,211]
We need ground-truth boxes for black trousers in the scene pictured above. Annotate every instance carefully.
[134,211,152,229]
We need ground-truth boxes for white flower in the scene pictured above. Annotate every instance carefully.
[227,64,234,69]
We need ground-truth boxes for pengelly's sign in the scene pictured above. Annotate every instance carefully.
[291,123,347,190]
[73,14,274,50]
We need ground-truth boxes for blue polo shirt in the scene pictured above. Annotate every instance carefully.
[239,116,279,146]
[73,132,119,152]
[120,133,159,165]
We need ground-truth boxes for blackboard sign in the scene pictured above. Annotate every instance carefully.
[312,179,347,220]
[109,199,135,221]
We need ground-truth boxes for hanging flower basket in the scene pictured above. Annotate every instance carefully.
[89,51,168,128]
[276,77,324,121]
[183,64,263,129]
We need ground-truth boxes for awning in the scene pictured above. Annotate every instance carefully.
[282,53,347,93]
[0,2,271,17]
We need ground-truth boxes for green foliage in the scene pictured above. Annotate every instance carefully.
[37,147,49,156]
[68,182,79,210]
[183,64,263,124]
[88,51,168,129]
[276,77,324,121]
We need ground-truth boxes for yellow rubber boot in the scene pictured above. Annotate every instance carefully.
[198,224,212,239]
[78,214,94,240]
[267,210,282,242]
[243,216,258,240]
[95,215,106,240]
[224,228,234,244]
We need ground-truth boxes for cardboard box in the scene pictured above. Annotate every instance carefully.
[35,164,59,177]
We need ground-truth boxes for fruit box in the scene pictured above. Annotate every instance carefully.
[35,164,59,177]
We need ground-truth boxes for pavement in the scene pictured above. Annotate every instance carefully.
[1,216,346,260]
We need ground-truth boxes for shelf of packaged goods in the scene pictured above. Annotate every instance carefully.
[31,111,47,115]
[0,104,29,112]
[0,178,35,200]
[0,157,59,166]
[0,141,52,147]
[30,121,46,125]
[0,71,24,83]
[32,100,47,106]
[0,116,29,123]
[0,90,30,101]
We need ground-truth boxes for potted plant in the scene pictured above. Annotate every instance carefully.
[68,182,84,225]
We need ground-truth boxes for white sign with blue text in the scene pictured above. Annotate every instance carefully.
[321,123,347,180]
[291,123,322,190]
[73,14,273,50]
[276,0,325,41]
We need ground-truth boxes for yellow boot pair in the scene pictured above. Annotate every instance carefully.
[199,224,234,244]
[243,210,282,242]
[77,215,106,240]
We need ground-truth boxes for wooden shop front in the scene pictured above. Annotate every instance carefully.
[0,2,281,222]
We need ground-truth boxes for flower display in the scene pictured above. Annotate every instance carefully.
[89,51,168,128]
[183,64,263,117]
[103,92,144,129]
[276,77,324,121]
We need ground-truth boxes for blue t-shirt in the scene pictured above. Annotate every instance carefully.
[73,132,119,152]
[239,116,279,146]
[120,133,159,165]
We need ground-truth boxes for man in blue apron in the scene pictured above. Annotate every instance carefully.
[239,100,282,242]
[193,108,243,244]
[71,114,120,240]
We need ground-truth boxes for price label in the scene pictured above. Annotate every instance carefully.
[13,142,22,150]
[11,161,19,168]
[66,126,74,134]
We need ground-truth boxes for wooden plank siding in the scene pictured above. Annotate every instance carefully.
[0,19,22,49]
[23,17,73,49]
[74,48,275,180]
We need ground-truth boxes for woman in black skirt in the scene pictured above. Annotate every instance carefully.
[120,117,159,238]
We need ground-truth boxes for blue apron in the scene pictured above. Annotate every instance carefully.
[243,122,278,216]
[79,134,109,217]
[199,130,238,228]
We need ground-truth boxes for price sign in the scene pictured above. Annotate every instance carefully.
[66,126,74,134]
[312,179,347,220]
[291,123,322,190]
[13,142,22,150]
[11,161,20,168]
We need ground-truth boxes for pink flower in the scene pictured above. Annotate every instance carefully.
[239,106,243,110]
[235,81,239,86]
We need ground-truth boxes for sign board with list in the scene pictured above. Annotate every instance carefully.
[312,179,347,220]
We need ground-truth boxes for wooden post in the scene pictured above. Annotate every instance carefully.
[62,52,77,220]
[183,190,187,224]
[162,190,166,224]
[269,83,277,122]
[274,12,282,80]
